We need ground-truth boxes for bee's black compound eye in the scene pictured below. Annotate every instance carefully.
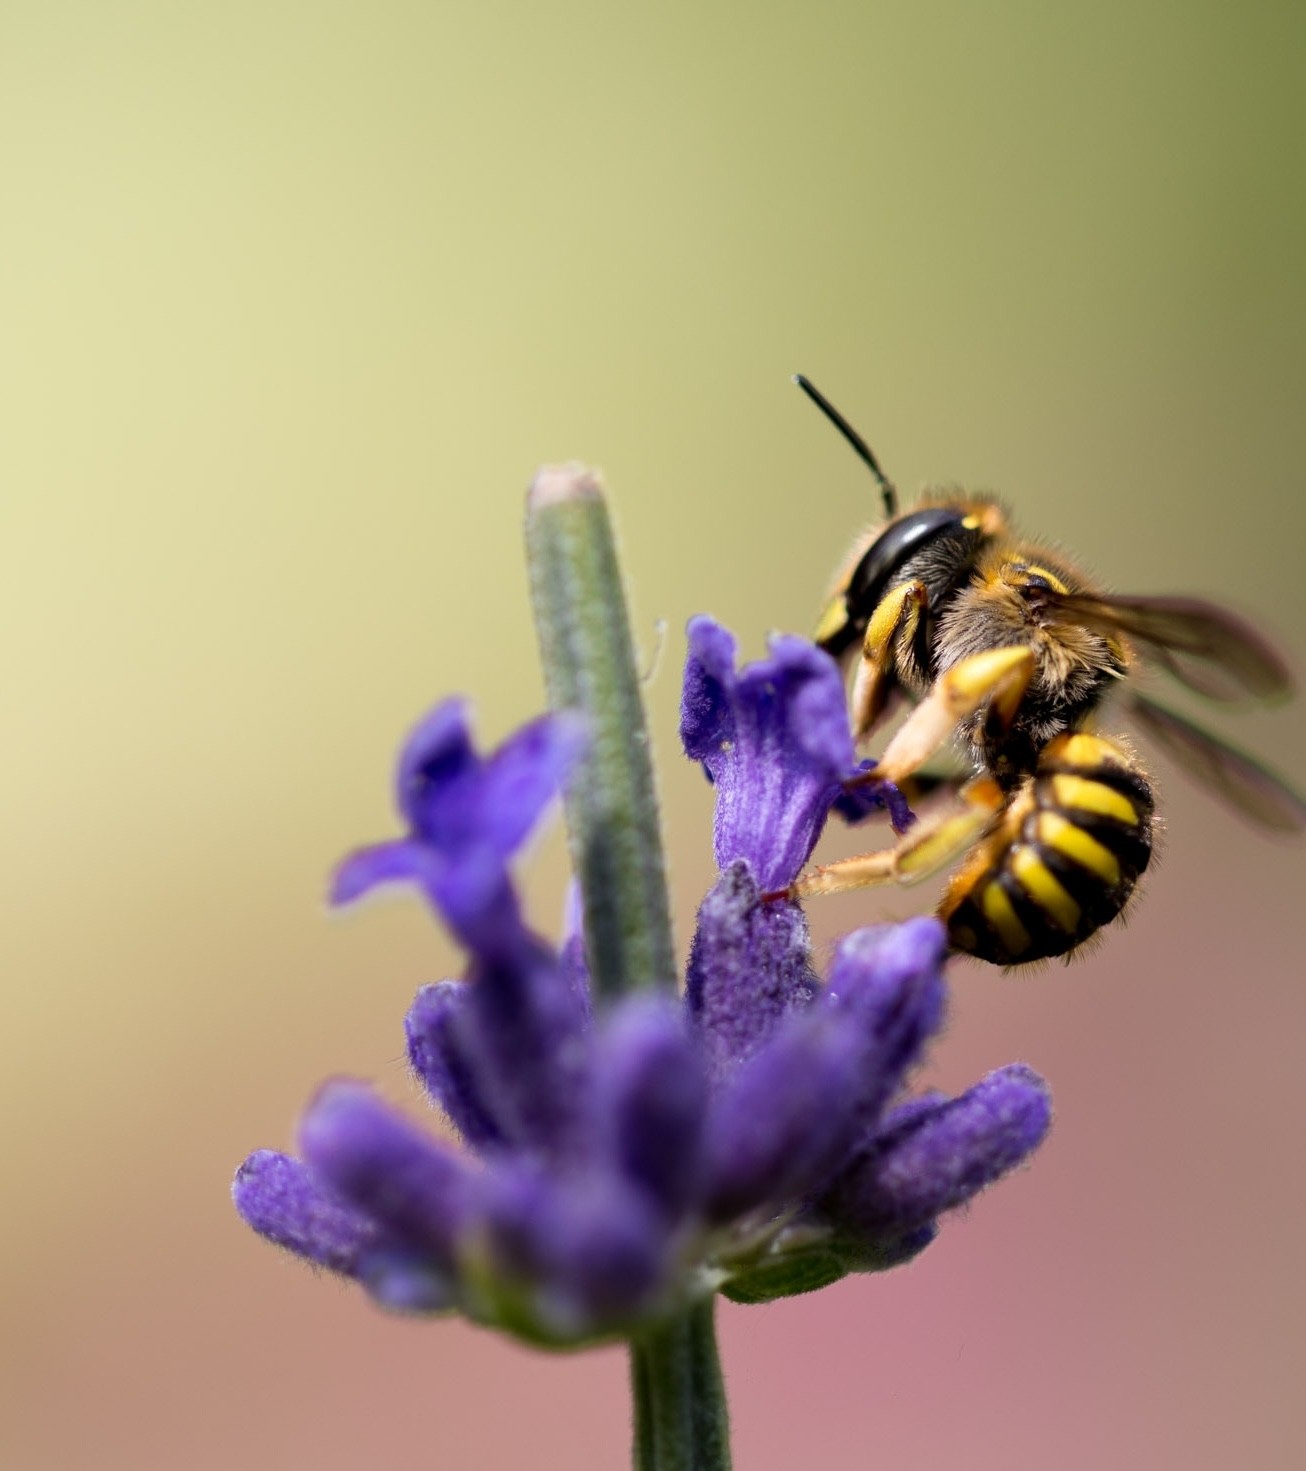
[847,508,969,606]
[817,508,978,658]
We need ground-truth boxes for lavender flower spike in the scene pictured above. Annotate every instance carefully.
[237,611,1050,1343]
[236,459,1054,1471]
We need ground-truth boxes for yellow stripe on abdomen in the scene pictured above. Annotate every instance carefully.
[1011,846,1082,934]
[981,881,1031,957]
[1036,811,1121,886]
[1051,773,1138,826]
[1044,733,1119,772]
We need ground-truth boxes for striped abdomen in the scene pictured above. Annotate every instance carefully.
[941,733,1155,965]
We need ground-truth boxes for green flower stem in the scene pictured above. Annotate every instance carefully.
[632,1300,732,1471]
[526,465,731,1469]
[525,463,677,1001]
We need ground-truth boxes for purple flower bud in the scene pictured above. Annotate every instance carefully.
[393,700,583,867]
[822,918,948,1125]
[479,1165,667,1335]
[590,996,708,1219]
[405,981,506,1150]
[406,941,592,1160]
[686,861,817,1078]
[457,934,593,1158]
[824,1064,1052,1240]
[701,1009,866,1223]
[232,1150,381,1275]
[357,1246,456,1314]
[297,1080,473,1265]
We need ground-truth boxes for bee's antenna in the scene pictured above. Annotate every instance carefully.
[793,374,899,518]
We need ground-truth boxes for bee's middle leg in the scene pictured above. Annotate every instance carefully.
[874,645,1036,784]
[776,645,1035,903]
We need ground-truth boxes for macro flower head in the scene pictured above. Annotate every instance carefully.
[235,601,1051,1344]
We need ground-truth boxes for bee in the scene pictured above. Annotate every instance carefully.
[781,375,1305,966]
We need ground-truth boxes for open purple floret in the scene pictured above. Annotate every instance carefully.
[234,622,1050,1344]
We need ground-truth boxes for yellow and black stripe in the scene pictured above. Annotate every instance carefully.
[941,732,1155,965]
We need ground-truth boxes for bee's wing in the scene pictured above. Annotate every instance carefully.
[1128,692,1306,833]
[1046,592,1292,704]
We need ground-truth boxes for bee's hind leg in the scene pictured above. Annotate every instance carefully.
[774,644,1034,904]
[781,776,1006,900]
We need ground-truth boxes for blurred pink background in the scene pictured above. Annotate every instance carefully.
[4,3,1304,1468]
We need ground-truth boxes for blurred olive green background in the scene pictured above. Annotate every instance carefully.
[4,3,1304,1468]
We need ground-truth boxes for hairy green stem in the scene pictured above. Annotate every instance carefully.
[525,463,676,1000]
[526,465,730,1468]
[632,1300,732,1471]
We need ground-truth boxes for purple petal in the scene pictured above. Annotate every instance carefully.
[822,918,948,1126]
[329,838,440,908]
[480,1165,667,1333]
[297,1081,473,1264]
[337,699,583,955]
[330,835,523,959]
[472,713,588,855]
[232,1150,381,1275]
[701,1009,867,1223]
[680,618,855,890]
[679,618,739,761]
[431,861,525,961]
[405,982,506,1150]
[825,1064,1052,1239]
[397,700,479,841]
[590,996,708,1219]
[832,763,917,833]
[685,861,817,1079]
[397,700,584,856]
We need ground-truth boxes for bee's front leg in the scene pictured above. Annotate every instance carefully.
[849,579,928,742]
